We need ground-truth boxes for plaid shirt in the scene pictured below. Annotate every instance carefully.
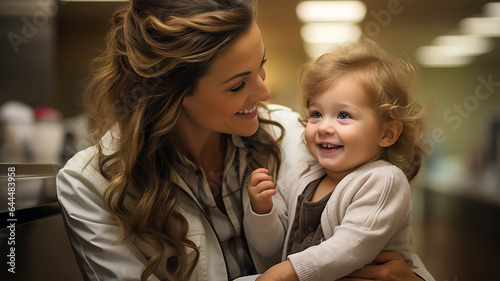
[173,135,254,279]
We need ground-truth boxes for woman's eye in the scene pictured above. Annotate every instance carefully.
[230,81,246,92]
[338,112,351,120]
[260,58,268,68]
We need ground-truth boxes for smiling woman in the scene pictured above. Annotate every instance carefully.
[56,1,289,280]
[178,23,270,140]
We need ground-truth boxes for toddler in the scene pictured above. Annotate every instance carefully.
[244,39,429,281]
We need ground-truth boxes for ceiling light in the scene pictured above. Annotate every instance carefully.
[459,17,500,37]
[415,46,475,67]
[484,2,500,17]
[296,1,366,23]
[303,42,339,59]
[431,35,494,56]
[301,23,361,44]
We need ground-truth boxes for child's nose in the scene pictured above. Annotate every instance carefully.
[318,119,335,135]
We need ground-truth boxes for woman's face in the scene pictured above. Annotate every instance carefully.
[179,22,270,138]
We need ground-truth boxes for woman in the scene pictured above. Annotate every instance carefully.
[57,0,434,280]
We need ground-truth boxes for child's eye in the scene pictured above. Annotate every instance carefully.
[338,112,351,120]
[230,81,246,92]
[310,111,322,119]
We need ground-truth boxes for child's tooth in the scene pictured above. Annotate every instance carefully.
[321,144,337,148]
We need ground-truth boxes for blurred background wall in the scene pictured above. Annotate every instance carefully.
[0,0,499,280]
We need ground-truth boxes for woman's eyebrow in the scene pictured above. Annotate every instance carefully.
[221,71,252,85]
[220,46,266,85]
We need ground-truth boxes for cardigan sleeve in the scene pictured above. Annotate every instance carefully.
[287,165,413,281]
[243,170,292,259]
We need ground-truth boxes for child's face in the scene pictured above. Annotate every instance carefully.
[304,75,387,177]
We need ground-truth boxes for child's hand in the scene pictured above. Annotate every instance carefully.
[248,168,276,214]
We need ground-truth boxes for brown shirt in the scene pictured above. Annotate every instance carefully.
[286,176,333,256]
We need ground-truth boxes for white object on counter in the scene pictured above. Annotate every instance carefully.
[28,120,65,163]
[0,101,35,162]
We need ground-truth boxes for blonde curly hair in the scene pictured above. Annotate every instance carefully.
[298,39,428,180]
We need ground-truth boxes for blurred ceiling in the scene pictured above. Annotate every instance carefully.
[53,0,500,112]
[256,0,499,108]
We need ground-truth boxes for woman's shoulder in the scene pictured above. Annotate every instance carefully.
[261,104,316,179]
[259,104,304,135]
[59,128,119,181]
[264,104,301,127]
[63,145,97,171]
[57,139,115,200]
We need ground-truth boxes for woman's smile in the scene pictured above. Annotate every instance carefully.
[236,105,258,119]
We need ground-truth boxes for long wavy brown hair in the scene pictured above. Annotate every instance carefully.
[84,0,282,280]
[299,39,428,181]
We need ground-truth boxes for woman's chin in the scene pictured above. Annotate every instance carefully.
[238,122,260,137]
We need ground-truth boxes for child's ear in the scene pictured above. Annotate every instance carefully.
[379,120,403,148]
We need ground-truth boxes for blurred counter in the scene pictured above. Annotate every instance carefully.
[425,155,500,207]
[418,156,500,280]
[0,164,61,217]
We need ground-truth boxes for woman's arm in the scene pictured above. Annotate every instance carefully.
[57,155,161,281]
[255,260,298,281]
[257,251,430,281]
[338,251,426,281]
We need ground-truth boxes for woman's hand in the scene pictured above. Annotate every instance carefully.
[248,168,276,214]
[256,260,299,281]
[337,251,424,281]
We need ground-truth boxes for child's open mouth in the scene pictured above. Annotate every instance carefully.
[320,144,342,149]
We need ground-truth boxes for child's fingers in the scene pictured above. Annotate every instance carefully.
[249,179,275,196]
[251,168,269,177]
[258,187,277,198]
[249,171,273,186]
[254,180,275,197]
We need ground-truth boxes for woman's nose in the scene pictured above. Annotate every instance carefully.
[253,71,271,102]
[258,84,271,102]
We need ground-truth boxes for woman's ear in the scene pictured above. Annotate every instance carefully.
[379,120,403,148]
